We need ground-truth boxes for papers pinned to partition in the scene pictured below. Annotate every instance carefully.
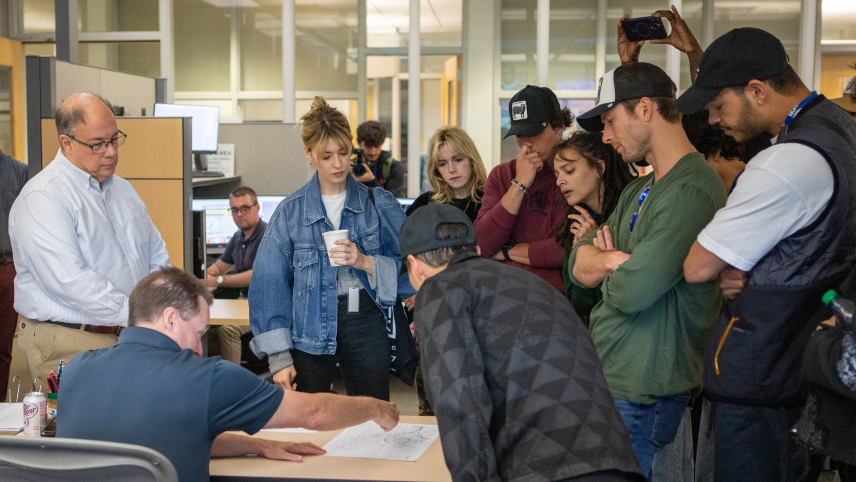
[0,404,24,431]
[322,422,440,462]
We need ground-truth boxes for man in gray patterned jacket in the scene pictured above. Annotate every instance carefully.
[399,203,643,482]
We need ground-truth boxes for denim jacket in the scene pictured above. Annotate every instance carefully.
[249,173,414,373]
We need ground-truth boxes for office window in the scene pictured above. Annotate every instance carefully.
[421,0,462,47]
[79,42,161,78]
[548,0,598,91]
[23,44,56,57]
[242,3,284,92]
[501,0,538,91]
[79,0,159,32]
[822,0,856,41]
[295,0,358,92]
[366,1,409,47]
[23,0,55,34]
[241,100,284,122]
[714,0,800,75]
[174,0,231,92]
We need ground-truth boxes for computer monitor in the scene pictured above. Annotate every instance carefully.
[192,199,239,246]
[397,198,415,211]
[257,196,286,224]
[153,103,220,154]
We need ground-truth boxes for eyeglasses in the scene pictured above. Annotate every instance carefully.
[230,203,257,214]
[628,187,650,233]
[68,131,127,154]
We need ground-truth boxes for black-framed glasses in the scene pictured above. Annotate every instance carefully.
[230,203,257,214]
[628,187,650,233]
[68,130,127,154]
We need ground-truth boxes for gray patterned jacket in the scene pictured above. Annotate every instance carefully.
[414,251,642,482]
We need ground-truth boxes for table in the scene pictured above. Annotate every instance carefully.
[209,416,452,482]
[210,299,250,326]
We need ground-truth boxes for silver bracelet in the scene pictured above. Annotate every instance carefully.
[510,179,528,193]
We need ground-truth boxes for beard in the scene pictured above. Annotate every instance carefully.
[727,94,767,142]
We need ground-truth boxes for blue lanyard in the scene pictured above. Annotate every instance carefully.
[784,91,818,127]
[729,170,743,195]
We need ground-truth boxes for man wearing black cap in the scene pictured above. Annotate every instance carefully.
[680,28,856,482]
[474,86,572,293]
[400,203,643,482]
[569,62,725,478]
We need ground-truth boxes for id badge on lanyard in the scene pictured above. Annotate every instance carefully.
[779,91,818,137]
[348,270,359,313]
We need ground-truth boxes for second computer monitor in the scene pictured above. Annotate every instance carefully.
[153,103,220,153]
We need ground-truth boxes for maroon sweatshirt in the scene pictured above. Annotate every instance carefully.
[474,159,566,292]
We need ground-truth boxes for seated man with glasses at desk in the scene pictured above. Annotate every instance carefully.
[58,266,400,482]
[199,186,265,364]
[10,92,170,384]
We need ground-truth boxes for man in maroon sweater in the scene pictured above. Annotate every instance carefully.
[474,85,571,292]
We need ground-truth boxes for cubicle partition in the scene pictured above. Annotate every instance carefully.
[218,122,308,197]
[40,117,193,273]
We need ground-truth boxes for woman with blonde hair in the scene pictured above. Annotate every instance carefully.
[405,126,487,222]
[250,97,411,401]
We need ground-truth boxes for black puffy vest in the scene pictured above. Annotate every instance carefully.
[704,96,856,406]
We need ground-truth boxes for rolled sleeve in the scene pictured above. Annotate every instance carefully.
[249,218,296,362]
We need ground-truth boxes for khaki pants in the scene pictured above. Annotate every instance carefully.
[16,315,118,386]
[218,325,252,365]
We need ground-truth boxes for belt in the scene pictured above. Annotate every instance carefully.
[45,320,122,335]
[0,252,12,265]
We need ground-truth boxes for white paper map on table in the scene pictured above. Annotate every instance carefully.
[322,422,440,462]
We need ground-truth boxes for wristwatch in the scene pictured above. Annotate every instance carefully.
[217,275,224,286]
[502,240,516,261]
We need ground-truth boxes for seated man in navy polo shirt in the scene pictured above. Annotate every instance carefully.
[58,266,400,482]
[199,186,266,364]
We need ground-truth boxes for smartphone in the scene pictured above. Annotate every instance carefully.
[621,16,667,42]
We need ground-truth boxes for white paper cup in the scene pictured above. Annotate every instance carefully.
[322,229,350,266]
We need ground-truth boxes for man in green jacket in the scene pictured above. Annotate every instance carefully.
[570,62,726,479]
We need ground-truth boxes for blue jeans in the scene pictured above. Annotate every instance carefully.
[614,394,690,481]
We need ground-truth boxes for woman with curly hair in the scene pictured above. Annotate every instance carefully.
[554,131,635,322]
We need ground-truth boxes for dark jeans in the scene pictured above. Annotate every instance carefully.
[714,401,822,482]
[0,262,16,400]
[559,469,644,482]
[291,290,390,401]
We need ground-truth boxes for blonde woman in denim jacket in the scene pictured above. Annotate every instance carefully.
[249,97,412,401]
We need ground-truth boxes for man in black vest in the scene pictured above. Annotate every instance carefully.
[681,29,856,482]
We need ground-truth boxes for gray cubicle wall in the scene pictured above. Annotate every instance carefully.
[25,56,157,179]
[218,122,309,196]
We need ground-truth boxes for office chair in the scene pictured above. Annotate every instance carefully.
[0,435,178,482]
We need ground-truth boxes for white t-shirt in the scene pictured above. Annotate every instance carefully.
[697,142,834,271]
[322,191,347,230]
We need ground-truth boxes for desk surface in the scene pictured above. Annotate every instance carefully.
[210,416,451,482]
[210,299,250,326]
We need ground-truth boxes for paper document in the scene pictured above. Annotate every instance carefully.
[261,427,318,433]
[323,422,440,462]
[0,403,23,431]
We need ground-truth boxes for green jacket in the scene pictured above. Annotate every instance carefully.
[568,153,726,404]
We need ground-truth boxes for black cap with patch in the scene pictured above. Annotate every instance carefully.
[676,28,790,115]
[398,203,476,274]
[504,85,562,139]
[577,62,676,132]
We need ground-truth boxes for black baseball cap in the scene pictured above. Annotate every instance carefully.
[577,62,676,132]
[504,85,562,139]
[398,203,476,274]
[676,28,790,114]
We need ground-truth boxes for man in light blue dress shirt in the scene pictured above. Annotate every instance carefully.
[9,92,170,382]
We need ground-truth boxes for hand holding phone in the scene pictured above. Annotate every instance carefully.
[620,16,667,43]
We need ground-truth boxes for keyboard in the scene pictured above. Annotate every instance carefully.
[192,170,225,178]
